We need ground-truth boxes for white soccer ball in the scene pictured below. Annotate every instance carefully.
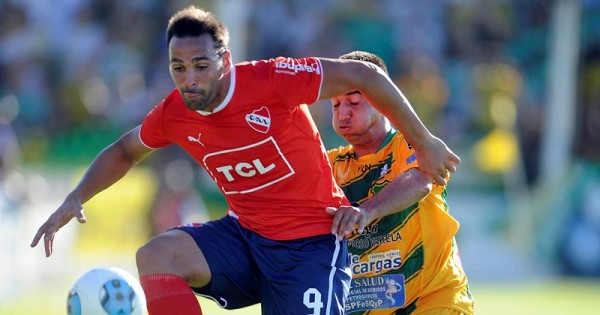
[67,267,147,315]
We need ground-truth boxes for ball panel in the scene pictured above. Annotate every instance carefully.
[67,267,147,315]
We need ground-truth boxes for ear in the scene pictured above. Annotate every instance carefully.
[222,50,232,74]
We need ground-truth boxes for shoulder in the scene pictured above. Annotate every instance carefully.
[143,89,188,125]
[162,88,184,108]
[327,145,354,162]
[390,131,412,150]
[234,58,277,71]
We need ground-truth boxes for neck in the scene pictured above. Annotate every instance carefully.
[204,71,232,113]
[352,123,391,158]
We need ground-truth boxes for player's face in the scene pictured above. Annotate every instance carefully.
[169,34,230,112]
[331,91,382,143]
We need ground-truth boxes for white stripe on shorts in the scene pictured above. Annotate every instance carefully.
[326,239,341,315]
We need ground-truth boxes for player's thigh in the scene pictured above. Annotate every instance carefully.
[176,217,261,309]
[136,228,210,286]
[256,234,350,315]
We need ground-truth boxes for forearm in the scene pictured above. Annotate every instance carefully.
[361,168,432,221]
[360,69,431,150]
[69,140,143,205]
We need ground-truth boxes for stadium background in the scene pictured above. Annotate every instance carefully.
[1,0,600,314]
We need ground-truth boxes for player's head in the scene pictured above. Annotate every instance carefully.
[166,6,229,54]
[338,51,388,75]
[167,6,231,112]
[331,51,391,146]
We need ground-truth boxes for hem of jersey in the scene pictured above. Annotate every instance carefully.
[138,125,159,149]
[315,58,324,102]
[239,226,333,241]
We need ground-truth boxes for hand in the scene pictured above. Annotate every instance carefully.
[414,135,460,186]
[30,197,87,257]
[326,205,371,241]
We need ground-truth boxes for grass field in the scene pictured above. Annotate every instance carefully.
[8,169,600,314]
[2,277,600,315]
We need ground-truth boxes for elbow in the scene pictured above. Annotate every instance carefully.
[338,60,385,91]
[354,62,385,88]
[112,138,141,166]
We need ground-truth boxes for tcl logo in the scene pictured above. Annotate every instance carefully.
[203,137,295,194]
[216,159,275,182]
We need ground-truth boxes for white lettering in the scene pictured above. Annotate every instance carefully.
[275,61,320,74]
[253,159,275,174]
[216,159,275,182]
[235,162,255,178]
[215,165,234,181]
[248,114,269,126]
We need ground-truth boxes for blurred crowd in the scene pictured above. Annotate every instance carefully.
[2,0,599,178]
[1,0,600,274]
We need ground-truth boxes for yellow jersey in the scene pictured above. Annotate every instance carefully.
[328,129,474,315]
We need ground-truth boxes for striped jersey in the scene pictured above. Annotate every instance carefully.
[328,129,473,314]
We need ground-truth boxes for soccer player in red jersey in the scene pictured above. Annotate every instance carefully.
[31,6,460,315]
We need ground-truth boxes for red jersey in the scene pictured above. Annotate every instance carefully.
[140,57,349,240]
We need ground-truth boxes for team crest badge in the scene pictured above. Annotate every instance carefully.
[245,106,271,133]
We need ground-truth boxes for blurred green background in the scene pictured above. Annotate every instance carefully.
[2,0,600,314]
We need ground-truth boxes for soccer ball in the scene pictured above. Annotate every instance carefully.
[67,267,147,315]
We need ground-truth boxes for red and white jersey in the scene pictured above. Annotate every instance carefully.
[140,57,349,240]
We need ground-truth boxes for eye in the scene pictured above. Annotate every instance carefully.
[195,62,211,70]
[171,65,184,72]
[349,94,362,105]
[331,102,340,108]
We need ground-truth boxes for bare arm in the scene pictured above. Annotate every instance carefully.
[327,168,432,240]
[68,126,153,205]
[31,125,154,256]
[319,58,460,184]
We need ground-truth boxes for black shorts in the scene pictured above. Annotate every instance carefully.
[174,215,350,315]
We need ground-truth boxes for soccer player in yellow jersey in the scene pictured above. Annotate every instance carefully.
[326,51,474,315]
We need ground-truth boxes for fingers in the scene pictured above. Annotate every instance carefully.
[450,152,461,165]
[32,200,85,257]
[338,211,358,238]
[31,223,55,257]
[435,156,459,186]
[446,162,457,174]
[325,206,337,216]
[76,211,87,224]
[31,213,65,257]
[45,232,54,257]
[30,226,44,248]
[326,207,343,240]
[432,173,447,186]
[327,206,363,240]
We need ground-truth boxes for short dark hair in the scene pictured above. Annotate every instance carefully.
[339,51,388,75]
[166,6,229,55]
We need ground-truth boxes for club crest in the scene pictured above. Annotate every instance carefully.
[245,106,271,133]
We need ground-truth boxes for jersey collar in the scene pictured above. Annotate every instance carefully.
[195,65,236,116]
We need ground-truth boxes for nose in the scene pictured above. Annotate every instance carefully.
[184,71,197,88]
[337,103,352,120]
